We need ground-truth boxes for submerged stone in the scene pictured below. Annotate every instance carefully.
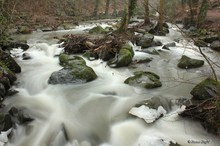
[190,78,220,100]
[178,55,204,69]
[124,71,162,89]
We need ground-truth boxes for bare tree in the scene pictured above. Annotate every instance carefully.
[143,0,150,24]
[105,0,110,16]
[158,0,164,32]
[118,0,137,32]
[197,0,209,28]
[93,0,100,17]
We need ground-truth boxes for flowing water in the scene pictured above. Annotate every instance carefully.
[1,22,220,146]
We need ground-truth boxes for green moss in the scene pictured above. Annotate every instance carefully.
[59,53,86,67]
[0,61,16,83]
[121,43,134,57]
[108,48,133,68]
[190,78,220,100]
[178,55,204,69]
[124,71,162,89]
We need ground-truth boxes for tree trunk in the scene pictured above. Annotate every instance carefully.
[118,0,137,32]
[143,0,150,24]
[113,0,117,15]
[93,0,100,17]
[188,0,199,26]
[197,0,209,28]
[158,0,164,32]
[105,0,110,16]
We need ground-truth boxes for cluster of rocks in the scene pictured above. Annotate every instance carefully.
[0,43,34,138]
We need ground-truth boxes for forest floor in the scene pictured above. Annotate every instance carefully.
[204,9,220,31]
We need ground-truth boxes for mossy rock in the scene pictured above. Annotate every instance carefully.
[107,48,133,68]
[141,48,159,55]
[190,78,220,100]
[178,55,204,69]
[83,50,98,61]
[49,54,97,84]
[48,66,97,84]
[89,26,107,34]
[136,33,154,48]
[59,53,86,67]
[0,62,17,83]
[107,43,134,68]
[0,50,21,73]
[121,43,134,57]
[124,71,162,89]
[135,96,171,111]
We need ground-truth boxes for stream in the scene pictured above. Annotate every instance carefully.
[1,21,220,146]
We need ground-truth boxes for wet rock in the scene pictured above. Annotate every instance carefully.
[0,50,21,73]
[134,57,153,64]
[199,34,219,43]
[48,67,97,84]
[124,71,162,89]
[9,107,33,124]
[0,114,13,132]
[89,26,107,34]
[152,40,163,46]
[0,63,17,83]
[0,83,6,97]
[2,42,29,51]
[177,55,204,69]
[41,27,53,32]
[107,43,134,68]
[59,54,86,67]
[210,41,220,51]
[6,89,18,96]
[136,33,154,48]
[162,45,170,50]
[22,53,31,60]
[135,96,171,111]
[141,48,159,55]
[83,50,99,61]
[149,23,169,36]
[164,42,176,47]
[190,78,220,100]
[0,77,10,90]
[49,55,97,84]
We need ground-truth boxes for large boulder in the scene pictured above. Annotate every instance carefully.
[190,78,220,100]
[178,55,204,69]
[124,71,162,89]
[136,33,154,48]
[48,54,97,84]
[107,43,134,68]
[0,50,21,73]
[210,41,220,51]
